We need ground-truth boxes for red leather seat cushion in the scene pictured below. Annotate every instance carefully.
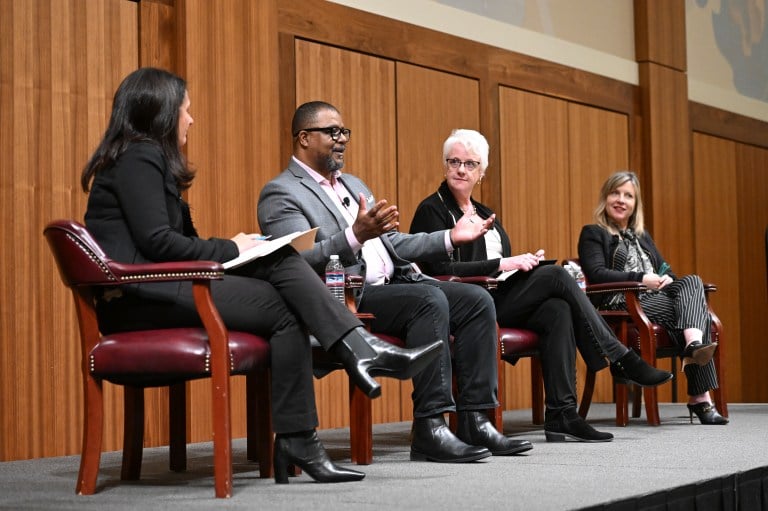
[90,329,269,386]
[499,327,540,363]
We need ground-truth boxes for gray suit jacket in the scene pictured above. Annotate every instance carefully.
[258,159,451,286]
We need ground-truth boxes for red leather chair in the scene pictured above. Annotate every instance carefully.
[565,259,728,426]
[44,220,273,498]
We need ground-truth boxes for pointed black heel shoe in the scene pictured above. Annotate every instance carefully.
[687,403,729,425]
[610,349,674,387]
[332,327,444,398]
[681,341,718,369]
[273,430,365,484]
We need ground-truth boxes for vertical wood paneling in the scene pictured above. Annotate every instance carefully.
[498,87,569,408]
[394,63,479,228]
[638,64,694,271]
[634,0,686,70]
[567,103,631,402]
[293,40,403,427]
[181,0,280,442]
[692,133,742,402]
[0,0,137,461]
[736,144,768,402]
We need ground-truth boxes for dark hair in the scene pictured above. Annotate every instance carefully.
[81,67,194,192]
[291,101,338,136]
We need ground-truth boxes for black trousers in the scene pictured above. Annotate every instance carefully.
[493,265,628,415]
[359,279,498,418]
[97,248,362,434]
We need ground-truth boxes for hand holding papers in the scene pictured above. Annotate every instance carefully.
[223,228,318,270]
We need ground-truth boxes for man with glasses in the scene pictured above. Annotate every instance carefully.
[258,101,533,463]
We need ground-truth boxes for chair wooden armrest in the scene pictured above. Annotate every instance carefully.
[433,275,498,290]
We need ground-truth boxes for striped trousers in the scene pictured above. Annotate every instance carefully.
[637,274,719,396]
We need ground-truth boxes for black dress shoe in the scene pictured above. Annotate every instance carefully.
[687,403,729,425]
[681,341,718,368]
[331,327,443,399]
[544,407,614,442]
[410,415,491,463]
[610,349,674,387]
[456,411,533,455]
[274,430,365,484]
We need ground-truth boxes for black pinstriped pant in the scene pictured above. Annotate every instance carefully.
[637,274,719,396]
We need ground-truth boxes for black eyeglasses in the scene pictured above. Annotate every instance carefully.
[293,126,352,142]
[445,158,480,171]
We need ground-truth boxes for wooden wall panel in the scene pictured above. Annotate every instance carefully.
[638,64,694,272]
[567,103,631,403]
[292,39,403,427]
[0,0,138,461]
[692,133,742,402]
[395,63,480,233]
[498,87,569,408]
[181,0,280,442]
[736,144,768,402]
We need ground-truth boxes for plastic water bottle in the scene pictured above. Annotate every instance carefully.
[575,269,587,292]
[325,255,345,303]
[566,262,587,292]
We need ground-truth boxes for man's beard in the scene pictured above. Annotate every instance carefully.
[324,153,344,172]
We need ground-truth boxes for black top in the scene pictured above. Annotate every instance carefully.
[409,180,511,277]
[84,141,238,300]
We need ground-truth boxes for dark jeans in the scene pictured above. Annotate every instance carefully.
[359,279,498,418]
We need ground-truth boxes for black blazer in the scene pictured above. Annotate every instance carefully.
[578,224,674,308]
[410,180,509,277]
[84,142,238,301]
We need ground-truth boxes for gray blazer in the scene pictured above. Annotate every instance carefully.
[258,159,451,285]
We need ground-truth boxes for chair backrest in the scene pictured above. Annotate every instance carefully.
[43,219,118,288]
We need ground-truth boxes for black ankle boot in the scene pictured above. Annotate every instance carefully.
[456,411,533,455]
[544,407,614,442]
[273,430,365,484]
[687,403,729,425]
[331,327,443,398]
[610,349,673,387]
[410,415,491,463]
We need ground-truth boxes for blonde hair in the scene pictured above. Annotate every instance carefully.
[593,171,645,235]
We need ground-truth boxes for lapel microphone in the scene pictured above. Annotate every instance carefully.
[342,197,350,207]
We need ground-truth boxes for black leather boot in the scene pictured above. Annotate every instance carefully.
[610,349,673,387]
[410,415,491,463]
[544,407,614,442]
[273,430,365,484]
[331,327,443,398]
[456,411,533,455]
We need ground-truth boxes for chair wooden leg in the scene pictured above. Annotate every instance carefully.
[492,341,505,431]
[169,382,187,473]
[615,383,629,427]
[712,336,728,417]
[76,375,104,495]
[631,384,642,418]
[707,303,728,417]
[578,369,596,420]
[121,386,144,481]
[349,382,373,465]
[530,357,544,425]
[246,370,273,478]
[642,386,661,426]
